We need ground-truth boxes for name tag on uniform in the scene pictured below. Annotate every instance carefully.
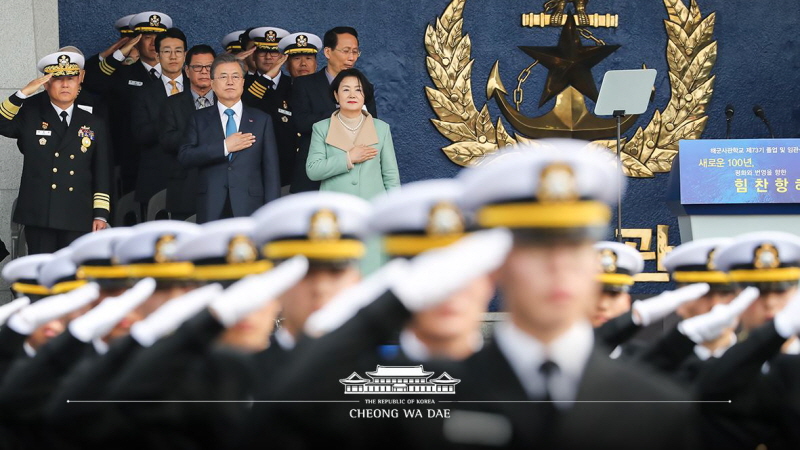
[278,108,292,116]
[36,130,52,136]
[128,80,144,86]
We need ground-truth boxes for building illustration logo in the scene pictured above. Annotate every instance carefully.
[340,365,460,394]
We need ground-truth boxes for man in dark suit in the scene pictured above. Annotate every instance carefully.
[178,53,280,223]
[290,26,378,193]
[242,27,297,189]
[83,11,173,196]
[0,49,111,254]
[159,44,216,220]
[131,28,188,210]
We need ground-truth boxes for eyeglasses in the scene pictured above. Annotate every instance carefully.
[215,74,243,82]
[160,49,185,56]
[188,64,212,72]
[334,48,362,57]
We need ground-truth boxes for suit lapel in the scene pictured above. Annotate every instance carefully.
[233,106,256,163]
[39,95,64,140]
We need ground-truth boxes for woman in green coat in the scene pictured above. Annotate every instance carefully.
[306,68,400,200]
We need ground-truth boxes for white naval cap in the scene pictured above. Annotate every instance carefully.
[37,50,85,77]
[38,247,85,294]
[714,231,800,284]
[222,30,246,52]
[70,228,135,280]
[279,32,322,55]
[663,238,734,285]
[370,179,468,257]
[175,217,271,281]
[595,241,644,289]
[115,14,137,34]
[129,11,172,33]
[114,221,201,279]
[2,253,54,296]
[457,139,623,236]
[249,27,290,50]
[253,191,371,262]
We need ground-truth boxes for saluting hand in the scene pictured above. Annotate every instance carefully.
[20,74,53,96]
[226,132,256,153]
[265,54,288,79]
[350,145,378,164]
[119,34,142,57]
[100,37,130,59]
[234,46,256,60]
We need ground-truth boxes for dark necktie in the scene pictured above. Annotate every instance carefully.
[59,110,69,132]
[537,360,559,445]
[266,78,275,90]
[539,360,558,402]
[149,68,158,81]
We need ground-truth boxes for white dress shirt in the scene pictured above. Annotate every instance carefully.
[494,320,594,408]
[399,328,484,362]
[217,100,243,156]
[160,74,184,96]
[50,102,76,126]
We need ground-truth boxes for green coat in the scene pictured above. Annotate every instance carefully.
[306,117,400,200]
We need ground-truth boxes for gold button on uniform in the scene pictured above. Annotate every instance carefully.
[53,168,57,173]
[69,170,74,175]
[70,155,75,159]
[69,187,74,192]
[55,152,59,157]
[51,184,56,189]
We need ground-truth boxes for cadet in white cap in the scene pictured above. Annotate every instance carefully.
[39,247,87,296]
[429,140,695,449]
[252,191,370,352]
[715,231,800,338]
[70,227,134,292]
[2,253,55,300]
[105,220,201,341]
[279,32,322,78]
[222,30,246,53]
[0,48,111,253]
[247,27,290,92]
[115,14,137,37]
[592,241,644,327]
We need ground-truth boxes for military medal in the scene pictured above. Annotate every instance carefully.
[282,116,288,123]
[81,136,91,148]
[78,126,94,153]
[41,122,48,130]
[39,137,47,146]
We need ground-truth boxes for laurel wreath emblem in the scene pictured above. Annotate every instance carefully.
[425,0,717,177]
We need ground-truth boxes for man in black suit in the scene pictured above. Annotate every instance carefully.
[290,26,378,193]
[0,49,111,254]
[131,28,188,210]
[159,44,216,220]
[178,53,280,223]
[83,11,173,196]
[242,27,297,189]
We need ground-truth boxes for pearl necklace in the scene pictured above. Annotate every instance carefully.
[337,112,365,133]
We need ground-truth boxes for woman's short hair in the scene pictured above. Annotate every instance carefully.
[330,68,374,105]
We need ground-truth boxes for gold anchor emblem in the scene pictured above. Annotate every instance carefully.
[425,0,718,178]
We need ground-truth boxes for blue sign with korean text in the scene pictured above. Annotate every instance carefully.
[679,139,800,204]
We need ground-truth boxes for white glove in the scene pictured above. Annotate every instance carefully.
[0,297,31,326]
[209,256,309,328]
[632,283,711,326]
[68,278,156,343]
[130,283,223,347]
[774,289,800,339]
[390,228,512,312]
[305,259,409,337]
[678,287,759,344]
[6,283,100,335]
